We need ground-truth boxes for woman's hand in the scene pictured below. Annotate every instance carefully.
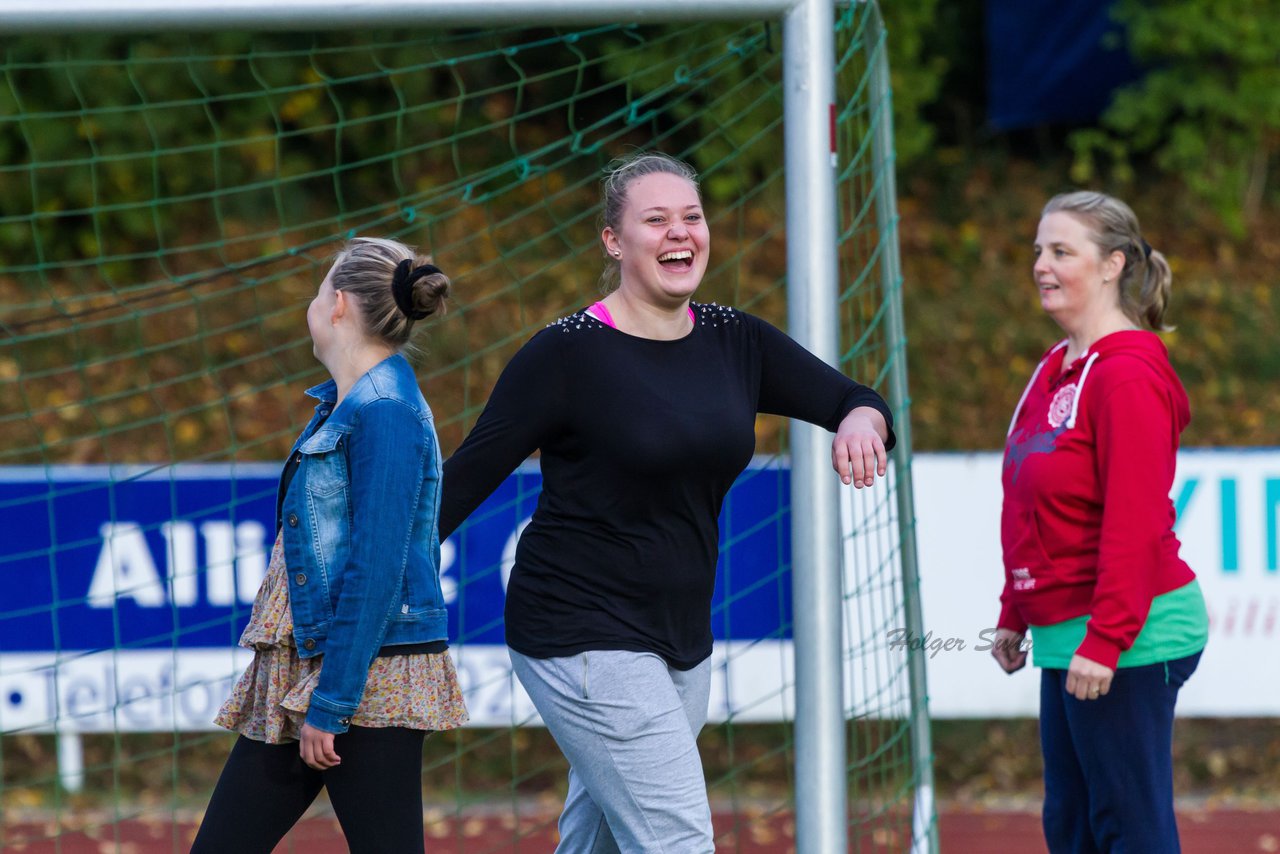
[1065,654,1114,701]
[832,407,889,488]
[300,723,342,770]
[990,627,1028,674]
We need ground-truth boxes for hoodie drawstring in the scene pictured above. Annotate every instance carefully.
[1007,341,1068,438]
[1065,352,1100,430]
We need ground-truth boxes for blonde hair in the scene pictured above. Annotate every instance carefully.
[598,151,700,293]
[328,237,450,355]
[1042,191,1172,331]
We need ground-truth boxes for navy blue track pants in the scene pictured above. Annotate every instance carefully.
[1039,652,1201,854]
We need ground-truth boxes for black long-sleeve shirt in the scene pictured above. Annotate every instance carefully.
[440,303,895,669]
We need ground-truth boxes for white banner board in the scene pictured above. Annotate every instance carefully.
[915,449,1280,717]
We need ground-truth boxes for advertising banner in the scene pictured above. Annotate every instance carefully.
[0,463,794,731]
[4,449,1277,730]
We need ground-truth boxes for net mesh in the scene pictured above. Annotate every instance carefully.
[0,6,930,851]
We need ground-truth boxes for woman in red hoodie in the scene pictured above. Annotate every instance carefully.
[992,191,1208,853]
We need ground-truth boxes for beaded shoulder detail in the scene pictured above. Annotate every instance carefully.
[692,302,738,329]
[547,307,608,333]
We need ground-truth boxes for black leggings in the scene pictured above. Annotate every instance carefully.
[191,726,427,854]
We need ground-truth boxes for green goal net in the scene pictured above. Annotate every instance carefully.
[0,5,932,851]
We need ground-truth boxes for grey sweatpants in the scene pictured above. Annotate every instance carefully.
[509,648,714,854]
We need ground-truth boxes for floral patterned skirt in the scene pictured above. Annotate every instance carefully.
[214,532,468,744]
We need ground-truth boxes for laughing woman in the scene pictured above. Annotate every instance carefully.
[438,152,895,853]
[193,238,468,854]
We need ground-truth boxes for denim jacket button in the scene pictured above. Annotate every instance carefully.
[287,513,299,527]
[339,717,351,726]
[294,573,306,585]
[303,638,316,651]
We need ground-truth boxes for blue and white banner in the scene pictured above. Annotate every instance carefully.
[3,449,1278,731]
[0,462,796,731]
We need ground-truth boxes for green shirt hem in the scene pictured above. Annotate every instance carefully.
[1030,579,1208,670]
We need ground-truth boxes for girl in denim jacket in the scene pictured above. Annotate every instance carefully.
[193,238,468,854]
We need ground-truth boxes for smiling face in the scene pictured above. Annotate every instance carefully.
[1033,211,1124,325]
[602,171,709,306]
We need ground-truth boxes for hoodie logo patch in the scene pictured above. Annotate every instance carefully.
[1047,384,1077,429]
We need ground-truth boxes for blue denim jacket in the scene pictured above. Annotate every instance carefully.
[279,353,448,733]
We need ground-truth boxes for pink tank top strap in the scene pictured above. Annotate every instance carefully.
[586,302,696,329]
[587,301,616,328]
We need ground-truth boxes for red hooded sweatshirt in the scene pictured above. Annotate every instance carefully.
[998,330,1196,670]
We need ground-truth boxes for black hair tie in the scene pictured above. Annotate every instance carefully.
[1140,239,1153,260]
[391,258,442,320]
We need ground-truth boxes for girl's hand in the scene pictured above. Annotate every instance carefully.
[832,406,889,488]
[990,628,1028,674]
[1065,654,1114,701]
[300,723,341,770]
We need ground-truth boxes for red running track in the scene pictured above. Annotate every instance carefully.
[4,807,1278,852]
